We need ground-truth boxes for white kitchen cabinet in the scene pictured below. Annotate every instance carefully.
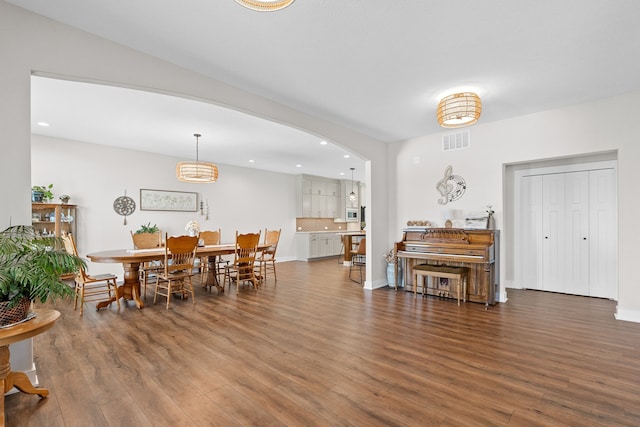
[302,179,313,194]
[296,232,342,260]
[311,180,327,195]
[296,175,342,218]
[311,195,327,217]
[309,234,320,258]
[301,193,312,217]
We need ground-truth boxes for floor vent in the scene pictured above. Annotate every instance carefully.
[442,130,470,151]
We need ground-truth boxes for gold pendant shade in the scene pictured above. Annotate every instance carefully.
[437,92,482,128]
[234,0,295,11]
[176,133,218,183]
[176,162,218,183]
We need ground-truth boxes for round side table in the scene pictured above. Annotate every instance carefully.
[0,309,60,426]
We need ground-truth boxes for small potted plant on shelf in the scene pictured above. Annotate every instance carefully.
[59,194,71,204]
[31,184,54,203]
[0,225,84,326]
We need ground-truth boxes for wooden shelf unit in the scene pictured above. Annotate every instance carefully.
[31,203,77,237]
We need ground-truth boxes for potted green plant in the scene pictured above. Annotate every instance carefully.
[59,194,71,204]
[31,184,54,203]
[0,225,84,326]
[135,222,160,234]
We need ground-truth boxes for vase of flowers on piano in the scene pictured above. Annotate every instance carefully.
[486,205,495,230]
[185,220,200,237]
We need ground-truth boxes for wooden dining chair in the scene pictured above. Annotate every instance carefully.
[153,233,199,309]
[198,229,226,287]
[130,230,163,300]
[349,237,366,284]
[224,231,261,292]
[257,228,281,283]
[62,234,120,316]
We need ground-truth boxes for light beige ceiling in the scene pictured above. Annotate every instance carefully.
[11,0,640,180]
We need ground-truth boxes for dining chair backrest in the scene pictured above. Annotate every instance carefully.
[62,234,90,282]
[263,228,281,257]
[234,231,261,266]
[131,231,162,249]
[200,229,221,245]
[356,237,366,256]
[164,234,199,274]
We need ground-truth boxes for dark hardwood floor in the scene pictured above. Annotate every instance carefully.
[6,259,640,426]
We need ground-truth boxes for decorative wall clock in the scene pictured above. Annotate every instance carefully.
[113,190,136,225]
[436,165,466,205]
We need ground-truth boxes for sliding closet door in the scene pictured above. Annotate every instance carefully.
[542,173,567,293]
[520,175,543,290]
[519,166,617,298]
[563,171,590,295]
[588,169,617,299]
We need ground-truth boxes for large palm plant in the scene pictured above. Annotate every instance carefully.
[0,225,84,306]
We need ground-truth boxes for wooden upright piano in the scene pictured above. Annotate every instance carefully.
[394,228,499,306]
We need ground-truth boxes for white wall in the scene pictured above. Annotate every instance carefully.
[0,2,390,290]
[392,92,640,321]
[31,135,297,278]
[2,2,640,317]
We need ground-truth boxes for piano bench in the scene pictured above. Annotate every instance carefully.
[413,265,468,306]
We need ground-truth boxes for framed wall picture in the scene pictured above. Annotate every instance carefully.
[140,189,198,212]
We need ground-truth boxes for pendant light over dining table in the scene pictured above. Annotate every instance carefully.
[176,133,218,183]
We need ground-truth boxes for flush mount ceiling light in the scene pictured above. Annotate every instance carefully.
[176,133,219,183]
[437,92,482,128]
[234,0,295,11]
[349,167,357,202]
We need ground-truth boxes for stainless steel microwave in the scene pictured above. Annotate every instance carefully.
[346,208,358,222]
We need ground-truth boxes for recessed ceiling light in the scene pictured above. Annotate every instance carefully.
[339,172,345,176]
[248,159,255,163]
[37,122,49,127]
[319,141,327,145]
[344,154,350,158]
[296,164,302,168]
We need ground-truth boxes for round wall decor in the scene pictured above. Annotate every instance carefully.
[113,191,136,225]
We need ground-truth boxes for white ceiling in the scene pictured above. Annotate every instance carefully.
[11,0,640,181]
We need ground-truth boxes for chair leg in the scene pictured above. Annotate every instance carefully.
[153,280,160,305]
[79,284,85,316]
[187,277,195,304]
[165,280,171,309]
[73,281,80,310]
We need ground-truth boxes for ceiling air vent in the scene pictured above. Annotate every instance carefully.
[442,130,470,152]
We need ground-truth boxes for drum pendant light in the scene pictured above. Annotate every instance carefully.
[437,92,482,128]
[234,0,295,11]
[176,133,218,183]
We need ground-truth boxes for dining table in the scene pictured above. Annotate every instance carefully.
[87,243,269,309]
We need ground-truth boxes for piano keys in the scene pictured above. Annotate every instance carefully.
[394,228,499,306]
